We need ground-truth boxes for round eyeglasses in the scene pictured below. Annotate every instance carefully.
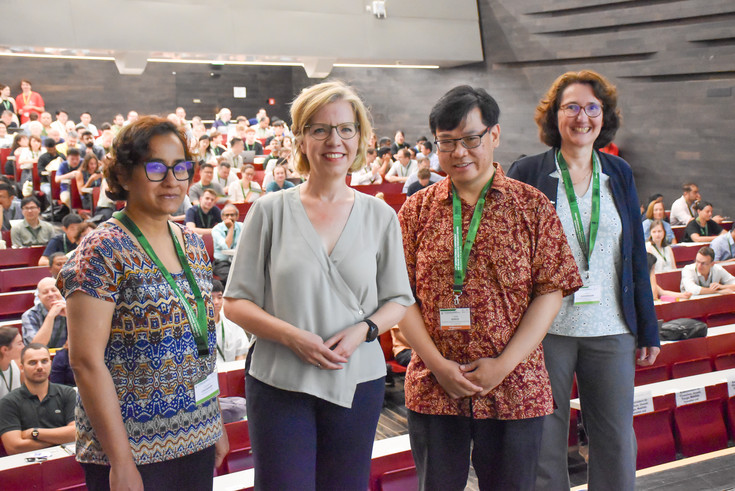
[434,127,491,153]
[304,122,359,141]
[144,160,194,182]
[559,103,602,118]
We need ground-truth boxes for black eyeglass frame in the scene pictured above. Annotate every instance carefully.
[143,160,195,182]
[304,122,360,141]
[434,126,491,153]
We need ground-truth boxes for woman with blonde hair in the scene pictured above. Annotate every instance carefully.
[642,199,675,243]
[224,81,413,489]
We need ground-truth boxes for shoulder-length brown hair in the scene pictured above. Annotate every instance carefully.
[105,116,191,201]
[535,70,621,149]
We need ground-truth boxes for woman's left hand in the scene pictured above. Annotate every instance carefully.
[213,428,230,468]
[323,323,368,360]
[636,346,661,367]
[459,357,511,396]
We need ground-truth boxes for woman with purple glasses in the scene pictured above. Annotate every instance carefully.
[59,116,228,490]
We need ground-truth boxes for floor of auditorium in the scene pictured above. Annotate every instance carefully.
[379,374,735,491]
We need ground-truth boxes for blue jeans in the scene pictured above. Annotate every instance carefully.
[246,374,384,490]
[408,410,544,491]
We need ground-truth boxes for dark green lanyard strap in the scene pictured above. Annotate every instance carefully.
[240,184,250,201]
[0,364,13,392]
[216,320,225,359]
[114,211,210,356]
[62,234,69,254]
[452,175,495,304]
[697,219,708,236]
[198,207,212,228]
[652,243,668,262]
[556,149,600,273]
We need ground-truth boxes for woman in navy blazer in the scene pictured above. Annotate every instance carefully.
[508,70,659,491]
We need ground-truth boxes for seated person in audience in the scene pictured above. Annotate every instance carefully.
[125,110,139,126]
[39,213,84,266]
[243,126,264,154]
[79,130,105,161]
[390,325,412,367]
[37,137,64,196]
[670,182,699,226]
[187,163,224,206]
[215,162,238,192]
[403,155,443,194]
[0,326,24,400]
[376,146,394,177]
[22,277,68,348]
[711,227,735,262]
[78,112,99,137]
[265,165,295,193]
[75,154,103,210]
[406,168,434,197]
[680,246,735,295]
[49,341,75,387]
[55,147,83,208]
[0,121,13,148]
[219,137,245,169]
[185,188,221,236]
[419,140,441,173]
[350,148,383,185]
[683,200,725,242]
[47,252,68,278]
[645,220,676,273]
[55,130,77,157]
[0,181,22,231]
[0,343,75,455]
[211,204,242,281]
[646,253,690,301]
[10,197,55,248]
[390,130,410,156]
[195,134,217,166]
[254,116,273,140]
[265,119,287,146]
[642,199,675,243]
[211,107,232,133]
[211,131,228,156]
[211,280,248,363]
[228,163,262,203]
[385,148,417,183]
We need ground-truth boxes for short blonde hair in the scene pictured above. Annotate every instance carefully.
[290,81,372,175]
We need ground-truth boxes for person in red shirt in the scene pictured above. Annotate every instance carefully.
[398,85,582,490]
[15,80,45,125]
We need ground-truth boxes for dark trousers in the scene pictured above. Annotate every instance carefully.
[81,445,215,491]
[246,374,384,491]
[408,410,544,491]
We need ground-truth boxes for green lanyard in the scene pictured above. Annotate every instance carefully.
[216,320,225,359]
[197,207,212,228]
[62,234,69,254]
[651,243,667,262]
[0,364,13,392]
[451,175,495,304]
[557,149,600,273]
[113,211,210,356]
[697,219,708,236]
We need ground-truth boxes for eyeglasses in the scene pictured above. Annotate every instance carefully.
[143,160,194,182]
[22,205,39,211]
[434,127,491,152]
[559,103,602,118]
[304,122,359,141]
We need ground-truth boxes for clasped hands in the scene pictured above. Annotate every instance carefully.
[287,323,368,370]
[433,357,512,400]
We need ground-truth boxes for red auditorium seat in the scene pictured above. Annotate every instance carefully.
[714,352,735,370]
[201,234,214,261]
[655,337,708,368]
[634,365,669,386]
[41,454,86,490]
[0,462,43,490]
[0,266,50,293]
[379,332,406,375]
[222,419,253,474]
[369,449,415,491]
[217,371,228,397]
[0,246,46,268]
[226,368,246,398]
[633,408,676,469]
[707,333,735,359]
[0,291,36,321]
[377,465,418,491]
[726,397,735,440]
[671,357,712,378]
[674,399,728,457]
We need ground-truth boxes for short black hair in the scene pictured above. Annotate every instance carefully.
[429,85,500,134]
[21,342,49,363]
[230,137,243,147]
[698,246,715,262]
[694,200,712,212]
[62,213,84,228]
[0,182,15,197]
[67,148,81,157]
[48,251,67,264]
[377,147,392,158]
[212,279,224,294]
[21,196,40,209]
[421,141,433,152]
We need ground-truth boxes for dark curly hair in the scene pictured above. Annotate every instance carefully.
[105,116,191,201]
[535,70,621,149]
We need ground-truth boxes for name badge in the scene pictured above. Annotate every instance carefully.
[194,371,220,405]
[439,308,471,331]
[574,285,601,305]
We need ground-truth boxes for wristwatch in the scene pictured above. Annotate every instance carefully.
[364,319,379,342]
[31,428,39,440]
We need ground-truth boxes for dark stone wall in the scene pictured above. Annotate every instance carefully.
[2,0,733,212]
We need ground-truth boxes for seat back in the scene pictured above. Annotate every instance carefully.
[377,466,418,491]
[0,462,43,490]
[633,408,676,469]
[226,368,246,398]
[714,352,735,371]
[673,398,728,457]
[40,454,86,490]
[634,365,668,386]
[0,266,50,293]
[0,291,36,321]
[671,357,712,378]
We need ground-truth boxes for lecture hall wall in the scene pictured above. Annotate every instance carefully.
[1,0,733,212]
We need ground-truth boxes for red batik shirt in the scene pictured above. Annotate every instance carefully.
[398,164,582,419]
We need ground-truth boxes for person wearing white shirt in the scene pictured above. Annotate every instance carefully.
[402,156,444,193]
[0,327,23,400]
[419,141,441,173]
[680,246,735,295]
[710,228,735,262]
[669,182,700,226]
[350,148,383,185]
[385,148,416,183]
[215,162,239,191]
[212,280,249,363]
[228,164,263,203]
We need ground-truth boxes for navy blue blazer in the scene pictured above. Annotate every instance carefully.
[507,149,660,348]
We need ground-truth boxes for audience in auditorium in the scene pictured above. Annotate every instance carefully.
[49,341,75,387]
[385,148,416,183]
[243,126,264,154]
[390,130,410,156]
[681,246,735,295]
[39,214,84,266]
[37,137,64,195]
[186,188,222,236]
[265,165,294,192]
[228,163,262,203]
[215,162,238,191]
[642,199,675,243]
[0,84,18,117]
[211,204,242,281]
[403,155,443,194]
[11,197,55,248]
[79,130,105,160]
[646,253,691,302]
[670,182,700,226]
[76,153,103,210]
[399,84,581,491]
[350,148,383,185]
[55,148,83,208]
[0,344,75,455]
[0,182,21,231]
[405,168,433,197]
[646,220,676,273]
[219,137,245,169]
[22,277,67,348]
[78,112,99,137]
[710,227,735,262]
[683,200,725,242]
[188,163,224,205]
[0,326,23,400]
[15,80,45,125]
[211,280,248,363]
